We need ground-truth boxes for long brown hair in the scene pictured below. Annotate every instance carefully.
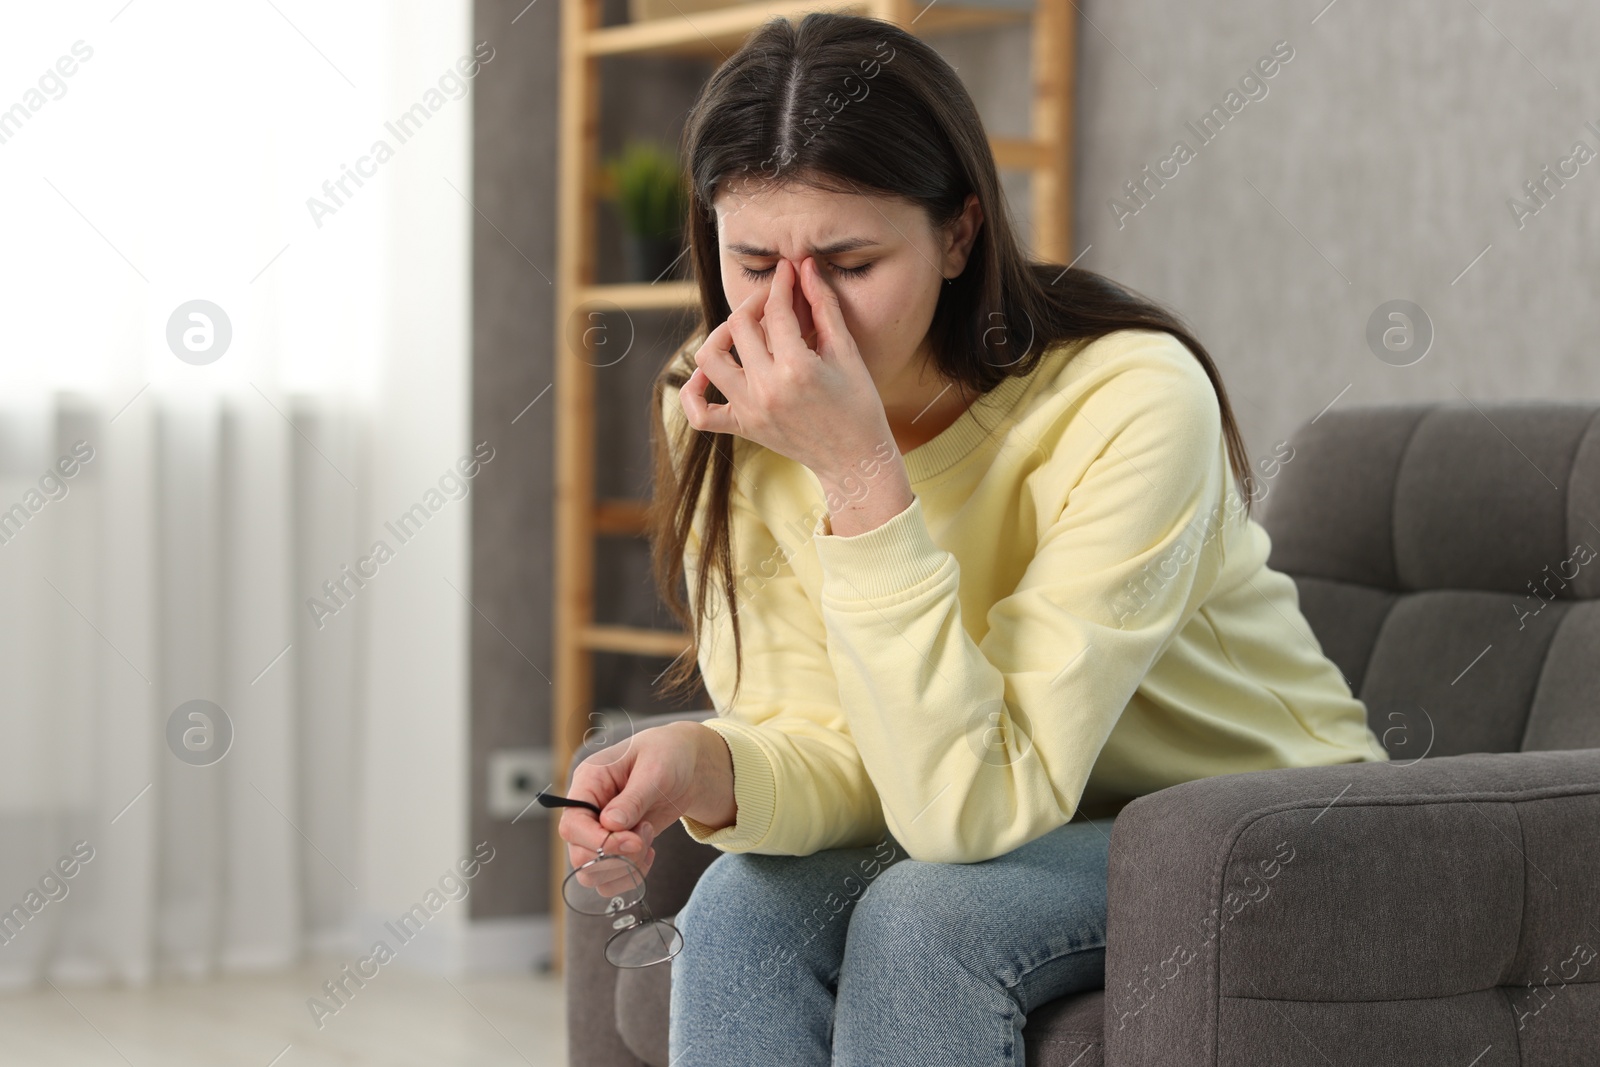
[648,11,1254,706]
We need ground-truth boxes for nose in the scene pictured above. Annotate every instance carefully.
[783,258,817,344]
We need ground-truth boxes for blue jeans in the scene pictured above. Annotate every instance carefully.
[668,815,1117,1066]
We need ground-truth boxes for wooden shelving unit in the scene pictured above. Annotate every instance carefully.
[551,0,1076,969]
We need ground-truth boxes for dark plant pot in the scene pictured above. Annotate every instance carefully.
[623,231,684,283]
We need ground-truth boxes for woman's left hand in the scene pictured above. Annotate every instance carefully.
[679,256,894,483]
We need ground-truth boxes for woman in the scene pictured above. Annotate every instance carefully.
[557,12,1389,1065]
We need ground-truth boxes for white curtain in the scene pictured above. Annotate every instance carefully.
[0,1,471,987]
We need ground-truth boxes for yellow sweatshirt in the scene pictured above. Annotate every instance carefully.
[662,327,1388,864]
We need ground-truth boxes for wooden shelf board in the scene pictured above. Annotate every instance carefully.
[594,497,652,536]
[577,281,698,310]
[580,624,692,657]
[586,0,1025,58]
[587,0,868,56]
[916,5,1030,33]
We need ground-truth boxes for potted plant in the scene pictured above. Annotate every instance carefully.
[603,140,689,283]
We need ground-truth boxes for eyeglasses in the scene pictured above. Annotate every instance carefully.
[537,789,684,968]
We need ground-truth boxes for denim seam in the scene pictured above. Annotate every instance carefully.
[1007,935,1109,994]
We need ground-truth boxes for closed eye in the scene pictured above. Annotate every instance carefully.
[738,261,873,282]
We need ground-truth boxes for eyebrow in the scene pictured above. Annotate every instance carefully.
[726,237,879,257]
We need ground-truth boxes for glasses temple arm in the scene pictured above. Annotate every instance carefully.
[535,789,604,817]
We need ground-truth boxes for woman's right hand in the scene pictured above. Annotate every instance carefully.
[558,719,737,883]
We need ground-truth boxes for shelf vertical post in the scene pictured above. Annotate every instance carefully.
[551,0,604,975]
[1031,0,1075,262]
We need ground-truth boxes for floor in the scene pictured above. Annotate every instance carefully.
[0,956,569,1066]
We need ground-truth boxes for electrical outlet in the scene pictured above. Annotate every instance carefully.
[488,747,554,820]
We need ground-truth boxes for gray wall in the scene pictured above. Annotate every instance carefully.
[467,0,1600,926]
[467,0,559,923]
[1059,0,1600,478]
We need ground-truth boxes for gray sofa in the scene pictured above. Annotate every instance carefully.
[565,401,1600,1066]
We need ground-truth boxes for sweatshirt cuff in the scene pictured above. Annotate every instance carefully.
[811,492,953,602]
[679,719,778,851]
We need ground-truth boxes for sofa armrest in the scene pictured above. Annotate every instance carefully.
[565,708,721,1067]
[1102,748,1600,1067]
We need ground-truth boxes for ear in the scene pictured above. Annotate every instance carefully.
[939,192,984,280]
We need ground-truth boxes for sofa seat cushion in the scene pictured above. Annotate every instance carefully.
[1025,988,1105,1066]
[614,947,673,1066]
